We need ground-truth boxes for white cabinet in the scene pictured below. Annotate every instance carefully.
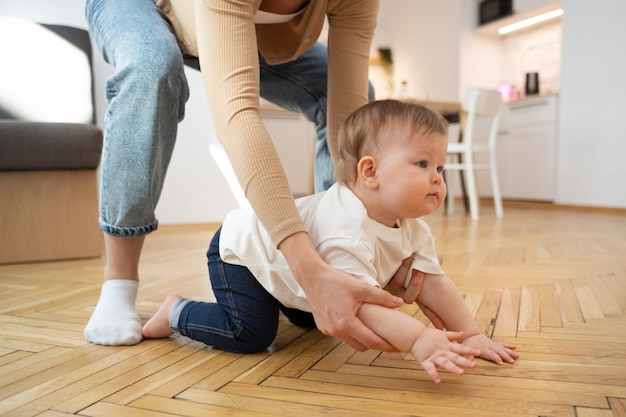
[492,95,558,201]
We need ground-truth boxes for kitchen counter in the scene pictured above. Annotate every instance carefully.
[488,94,559,202]
[504,93,559,104]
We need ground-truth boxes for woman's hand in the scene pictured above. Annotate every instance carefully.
[383,256,420,303]
[280,232,403,352]
[384,256,444,329]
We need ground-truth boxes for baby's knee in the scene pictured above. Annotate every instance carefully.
[233,330,276,354]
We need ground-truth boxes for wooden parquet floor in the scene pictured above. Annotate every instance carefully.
[1,202,626,417]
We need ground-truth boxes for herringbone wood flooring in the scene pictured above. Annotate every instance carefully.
[1,201,625,416]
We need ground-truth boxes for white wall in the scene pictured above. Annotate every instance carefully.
[0,0,86,26]
[458,2,503,98]
[370,0,462,101]
[556,0,626,208]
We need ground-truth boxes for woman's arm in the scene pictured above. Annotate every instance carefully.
[325,0,379,161]
[195,0,304,245]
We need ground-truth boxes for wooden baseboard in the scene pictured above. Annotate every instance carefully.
[0,170,102,264]
[499,198,626,214]
[450,196,626,215]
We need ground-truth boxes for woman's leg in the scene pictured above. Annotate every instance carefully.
[87,0,189,236]
[172,229,283,353]
[84,0,189,345]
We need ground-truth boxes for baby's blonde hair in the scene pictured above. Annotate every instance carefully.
[335,99,448,184]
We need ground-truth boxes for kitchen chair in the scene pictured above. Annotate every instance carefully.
[444,88,504,220]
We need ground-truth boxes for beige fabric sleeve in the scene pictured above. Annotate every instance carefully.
[194,0,304,247]
[325,0,379,163]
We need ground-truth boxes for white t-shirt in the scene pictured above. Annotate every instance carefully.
[219,183,444,312]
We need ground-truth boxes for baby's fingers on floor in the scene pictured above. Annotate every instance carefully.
[504,346,520,361]
[449,352,477,369]
[451,342,480,358]
[481,345,518,364]
[495,343,519,360]
[499,346,520,363]
[434,355,467,376]
[421,361,442,384]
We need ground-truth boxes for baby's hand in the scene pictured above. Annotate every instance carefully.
[411,330,480,383]
[462,334,519,365]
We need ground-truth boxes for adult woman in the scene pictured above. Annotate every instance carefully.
[85,0,415,351]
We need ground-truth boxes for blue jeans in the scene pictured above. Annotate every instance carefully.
[171,228,316,353]
[86,0,188,236]
[86,0,361,236]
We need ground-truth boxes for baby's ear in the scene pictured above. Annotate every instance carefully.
[357,156,379,189]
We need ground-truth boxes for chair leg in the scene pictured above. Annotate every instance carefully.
[489,152,503,218]
[464,155,479,221]
[444,169,455,215]
[457,153,470,213]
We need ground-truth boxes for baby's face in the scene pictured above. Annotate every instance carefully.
[371,131,448,223]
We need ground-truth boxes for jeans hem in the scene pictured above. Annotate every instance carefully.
[100,220,159,237]
[170,298,192,334]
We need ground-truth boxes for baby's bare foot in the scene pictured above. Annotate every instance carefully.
[142,294,181,338]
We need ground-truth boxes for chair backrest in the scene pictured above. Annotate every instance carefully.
[461,88,503,148]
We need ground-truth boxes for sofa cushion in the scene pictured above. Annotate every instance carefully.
[0,121,102,170]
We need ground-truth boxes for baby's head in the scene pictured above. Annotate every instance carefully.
[335,100,449,185]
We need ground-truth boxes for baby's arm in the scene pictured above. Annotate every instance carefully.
[357,303,479,383]
[416,274,519,364]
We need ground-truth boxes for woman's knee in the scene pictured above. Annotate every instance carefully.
[108,42,189,120]
[123,43,187,93]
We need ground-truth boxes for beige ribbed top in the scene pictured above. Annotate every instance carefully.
[159,0,379,246]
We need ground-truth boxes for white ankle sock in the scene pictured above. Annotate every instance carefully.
[84,279,142,345]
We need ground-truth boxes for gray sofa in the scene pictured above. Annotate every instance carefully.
[0,17,103,263]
